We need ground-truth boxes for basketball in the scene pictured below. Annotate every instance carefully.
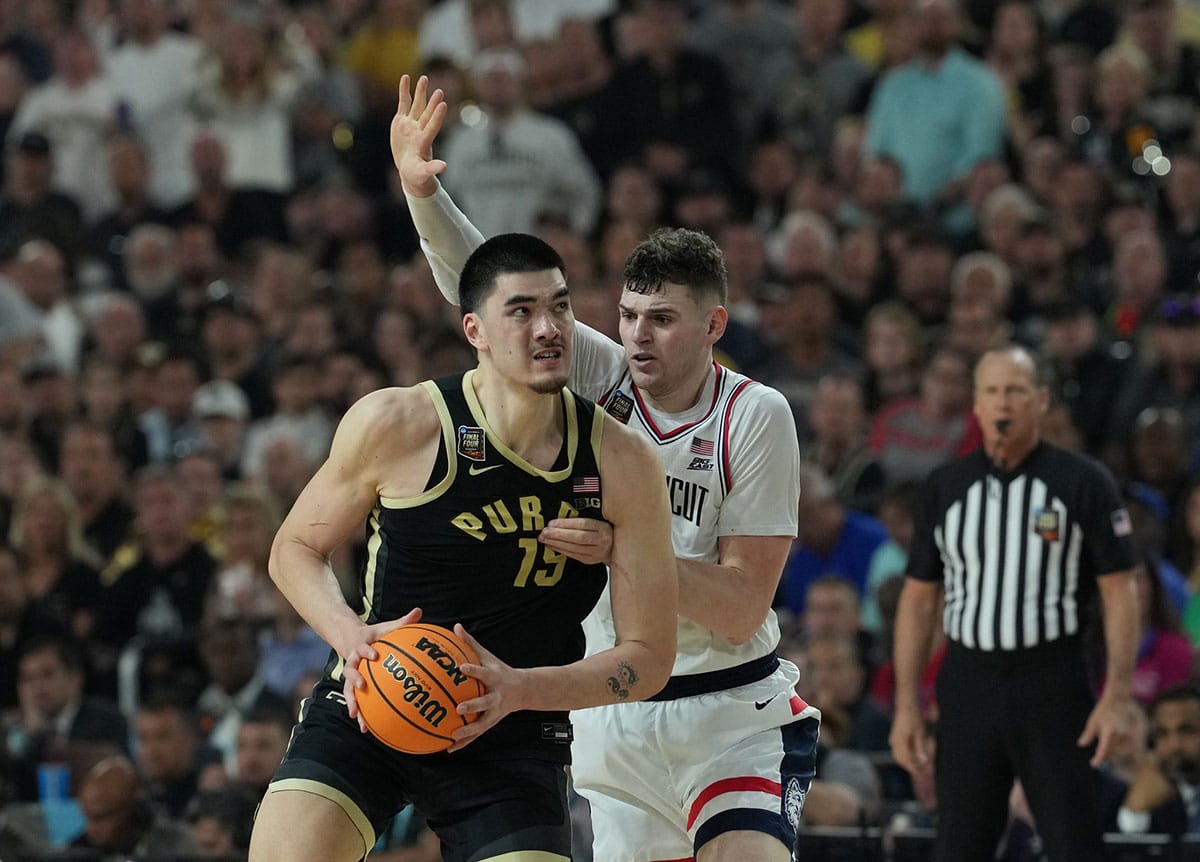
[355,623,484,754]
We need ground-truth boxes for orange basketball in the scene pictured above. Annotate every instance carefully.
[356,623,484,754]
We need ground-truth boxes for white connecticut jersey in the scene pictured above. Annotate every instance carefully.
[569,325,801,676]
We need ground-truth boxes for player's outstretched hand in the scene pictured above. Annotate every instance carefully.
[391,74,448,198]
[447,624,529,752]
[540,517,613,565]
[341,607,424,731]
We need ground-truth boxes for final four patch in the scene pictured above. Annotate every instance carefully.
[605,391,633,424]
[1033,508,1060,542]
[457,425,486,461]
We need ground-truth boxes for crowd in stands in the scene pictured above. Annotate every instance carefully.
[0,0,1199,857]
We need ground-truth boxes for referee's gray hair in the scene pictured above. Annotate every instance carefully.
[798,461,836,503]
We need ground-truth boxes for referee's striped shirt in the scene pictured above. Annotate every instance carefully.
[907,442,1137,651]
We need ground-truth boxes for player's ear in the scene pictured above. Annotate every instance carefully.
[463,312,486,351]
[707,305,728,343]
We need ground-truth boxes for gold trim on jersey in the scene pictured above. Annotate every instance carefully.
[461,368,579,481]
[359,505,385,623]
[265,778,375,853]
[378,380,458,509]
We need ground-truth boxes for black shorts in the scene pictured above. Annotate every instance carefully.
[268,680,573,862]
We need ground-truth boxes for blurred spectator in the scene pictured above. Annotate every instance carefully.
[199,298,271,420]
[805,633,892,752]
[1119,0,1200,150]
[6,635,128,802]
[7,477,102,640]
[57,422,135,564]
[133,692,207,819]
[862,480,921,631]
[602,0,741,187]
[869,345,982,485]
[780,461,890,613]
[945,297,1012,363]
[91,466,217,688]
[21,358,77,474]
[231,702,292,796]
[441,47,601,238]
[753,272,862,440]
[803,574,881,675]
[259,584,329,700]
[186,787,257,858]
[138,350,204,464]
[177,449,225,554]
[104,0,204,208]
[76,355,149,471]
[864,0,1006,226]
[862,301,925,411]
[758,0,870,158]
[7,29,117,222]
[208,484,280,624]
[90,134,173,289]
[688,0,795,138]
[985,0,1053,152]
[1110,295,1200,453]
[1129,407,1194,523]
[172,132,289,260]
[0,132,85,266]
[239,355,333,480]
[893,227,955,327]
[802,373,886,513]
[1123,558,1193,706]
[1116,684,1200,835]
[193,380,251,481]
[8,239,85,375]
[979,185,1039,266]
[191,12,319,200]
[0,542,69,711]
[1107,226,1171,352]
[1162,150,1200,287]
[341,0,422,114]
[1038,298,1130,454]
[194,615,288,774]
[70,755,196,858]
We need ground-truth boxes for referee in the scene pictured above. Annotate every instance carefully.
[890,344,1140,861]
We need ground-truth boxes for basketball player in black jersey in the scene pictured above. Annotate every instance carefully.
[248,234,678,862]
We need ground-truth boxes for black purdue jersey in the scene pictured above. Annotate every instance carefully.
[332,371,609,748]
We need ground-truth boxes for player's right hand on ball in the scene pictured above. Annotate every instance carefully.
[446,624,529,752]
[341,607,423,731]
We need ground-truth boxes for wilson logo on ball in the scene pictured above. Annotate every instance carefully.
[380,654,450,727]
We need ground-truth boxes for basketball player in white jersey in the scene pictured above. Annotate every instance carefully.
[391,76,819,862]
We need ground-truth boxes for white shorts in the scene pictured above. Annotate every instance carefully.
[571,658,820,862]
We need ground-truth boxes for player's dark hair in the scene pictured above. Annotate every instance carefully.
[458,234,566,316]
[623,228,727,305]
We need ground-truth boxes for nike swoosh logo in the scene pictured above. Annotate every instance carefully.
[754,696,778,711]
[468,463,503,476]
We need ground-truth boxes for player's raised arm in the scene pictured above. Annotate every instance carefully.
[392,74,482,305]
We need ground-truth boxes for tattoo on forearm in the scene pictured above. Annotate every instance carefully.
[606,662,639,700]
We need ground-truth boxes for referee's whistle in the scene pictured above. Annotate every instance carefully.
[995,419,1011,435]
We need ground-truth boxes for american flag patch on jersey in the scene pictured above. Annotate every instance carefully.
[690,437,715,456]
[573,477,600,494]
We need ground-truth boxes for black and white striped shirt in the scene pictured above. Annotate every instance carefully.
[907,443,1136,651]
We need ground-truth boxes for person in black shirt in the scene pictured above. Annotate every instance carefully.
[890,343,1140,861]
[248,234,678,862]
